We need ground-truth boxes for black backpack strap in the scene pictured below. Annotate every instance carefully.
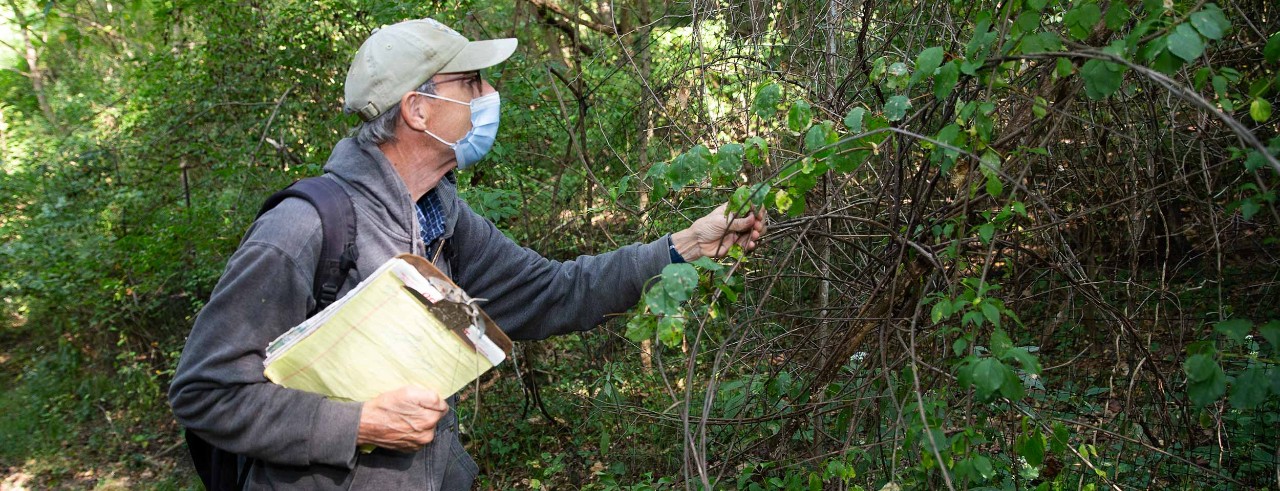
[258,176,360,314]
[184,177,360,491]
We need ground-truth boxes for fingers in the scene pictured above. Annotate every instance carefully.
[399,386,448,411]
[722,205,767,252]
[725,214,757,233]
[358,386,449,452]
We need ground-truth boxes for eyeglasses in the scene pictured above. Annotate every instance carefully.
[432,72,483,91]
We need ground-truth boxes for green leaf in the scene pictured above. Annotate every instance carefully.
[1026,0,1047,12]
[983,304,1004,330]
[744,137,768,166]
[1251,98,1272,122]
[690,256,723,273]
[1055,58,1074,78]
[785,190,806,217]
[729,185,753,215]
[1240,198,1261,220]
[843,107,866,133]
[1229,367,1271,409]
[830,147,869,173]
[990,326,1013,357]
[657,316,685,348]
[1245,150,1267,172]
[1104,3,1130,31]
[1014,11,1040,34]
[934,61,960,101]
[1189,4,1229,41]
[1260,320,1280,354]
[1032,96,1049,119]
[931,300,950,324]
[1007,347,1042,375]
[885,62,910,90]
[748,183,770,207]
[953,337,968,356]
[661,263,699,304]
[666,145,712,190]
[884,95,911,122]
[1214,318,1252,346]
[625,315,655,343]
[1184,354,1227,406]
[1000,365,1026,399]
[1080,59,1123,100]
[1050,423,1069,454]
[932,123,962,170]
[1185,353,1220,382]
[788,101,813,132]
[910,47,945,87]
[973,455,995,480]
[752,83,782,118]
[1063,3,1101,40]
[972,358,1005,395]
[986,175,1004,198]
[644,285,676,316]
[1266,32,1280,64]
[774,188,794,216]
[1150,47,1186,75]
[978,223,995,244]
[716,143,744,176]
[1018,430,1046,467]
[804,122,836,156]
[1167,23,1205,61]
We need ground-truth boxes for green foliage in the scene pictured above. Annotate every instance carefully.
[1167,24,1206,61]
[1184,318,1280,410]
[910,47,944,88]
[1184,353,1228,406]
[2,0,1278,487]
[753,83,783,119]
[1080,59,1125,100]
[884,96,911,122]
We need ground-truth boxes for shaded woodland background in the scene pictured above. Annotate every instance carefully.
[1,0,1278,489]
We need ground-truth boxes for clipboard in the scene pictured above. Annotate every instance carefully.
[262,254,513,402]
[393,254,513,363]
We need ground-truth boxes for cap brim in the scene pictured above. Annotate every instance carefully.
[440,38,518,73]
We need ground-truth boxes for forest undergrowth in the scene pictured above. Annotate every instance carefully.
[1,0,1278,489]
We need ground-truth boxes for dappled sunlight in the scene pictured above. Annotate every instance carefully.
[0,0,1277,489]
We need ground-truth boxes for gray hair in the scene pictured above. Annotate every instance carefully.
[352,79,436,147]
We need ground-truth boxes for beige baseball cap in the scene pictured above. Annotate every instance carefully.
[344,18,517,121]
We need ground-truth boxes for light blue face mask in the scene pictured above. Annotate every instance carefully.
[419,91,501,169]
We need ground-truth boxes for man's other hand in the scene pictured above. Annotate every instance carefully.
[357,386,449,452]
[671,203,767,261]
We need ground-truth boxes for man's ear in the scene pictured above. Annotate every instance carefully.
[399,92,429,131]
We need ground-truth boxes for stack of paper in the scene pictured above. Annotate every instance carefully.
[263,254,513,401]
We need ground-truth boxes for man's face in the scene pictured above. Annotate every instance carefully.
[422,71,495,144]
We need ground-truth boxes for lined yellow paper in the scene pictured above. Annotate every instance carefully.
[263,256,509,401]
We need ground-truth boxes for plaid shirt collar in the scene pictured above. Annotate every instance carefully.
[414,189,447,249]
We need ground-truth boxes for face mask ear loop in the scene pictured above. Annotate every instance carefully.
[414,91,469,106]
[422,128,458,149]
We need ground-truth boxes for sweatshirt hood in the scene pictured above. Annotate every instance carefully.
[322,138,461,244]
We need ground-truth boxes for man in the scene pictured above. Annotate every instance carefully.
[168,17,764,490]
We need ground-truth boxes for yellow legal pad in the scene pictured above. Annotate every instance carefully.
[263,254,513,401]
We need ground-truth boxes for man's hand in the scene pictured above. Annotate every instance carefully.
[357,386,449,452]
[671,204,767,261]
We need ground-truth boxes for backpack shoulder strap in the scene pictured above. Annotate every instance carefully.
[258,176,359,315]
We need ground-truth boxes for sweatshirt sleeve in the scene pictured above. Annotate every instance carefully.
[448,200,671,341]
[167,200,362,469]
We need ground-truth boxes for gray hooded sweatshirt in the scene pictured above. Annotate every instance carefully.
[168,138,670,489]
